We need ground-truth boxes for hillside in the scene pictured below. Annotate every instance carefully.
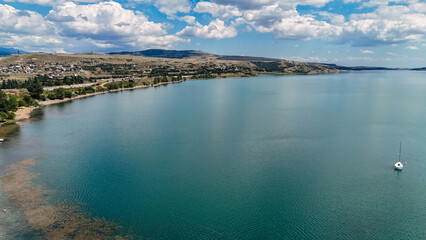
[108,49,405,71]
[2,49,416,85]
[0,47,27,56]
[411,67,426,71]
[109,49,215,59]
[0,51,347,83]
[109,49,282,61]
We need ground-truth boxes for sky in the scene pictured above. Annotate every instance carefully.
[0,0,425,67]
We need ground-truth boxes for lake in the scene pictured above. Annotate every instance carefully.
[1,71,426,239]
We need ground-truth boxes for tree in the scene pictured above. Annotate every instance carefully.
[27,82,44,99]
[0,90,9,112]
[0,90,18,121]
[55,88,65,99]
[8,95,18,112]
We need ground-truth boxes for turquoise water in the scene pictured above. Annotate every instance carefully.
[1,71,426,239]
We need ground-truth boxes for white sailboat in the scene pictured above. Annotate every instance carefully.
[394,142,403,170]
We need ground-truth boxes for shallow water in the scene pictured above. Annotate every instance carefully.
[1,71,426,239]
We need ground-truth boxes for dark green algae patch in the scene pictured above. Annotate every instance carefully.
[1,158,130,240]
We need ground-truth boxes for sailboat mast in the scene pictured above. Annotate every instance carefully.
[399,141,402,162]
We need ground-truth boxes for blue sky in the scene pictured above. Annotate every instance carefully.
[0,0,425,67]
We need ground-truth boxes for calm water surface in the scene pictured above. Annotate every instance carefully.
[1,71,426,239]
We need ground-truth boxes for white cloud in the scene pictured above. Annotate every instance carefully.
[177,19,237,39]
[346,56,374,62]
[193,1,340,41]
[241,7,341,40]
[194,2,241,20]
[271,14,341,40]
[211,0,276,10]
[129,0,191,16]
[180,15,197,25]
[317,11,346,25]
[154,0,191,16]
[3,0,56,6]
[212,0,332,10]
[361,0,407,8]
[287,56,328,62]
[361,50,373,54]
[3,0,100,6]
[2,0,426,52]
[406,46,419,50]
[0,2,187,52]
[335,4,426,46]
[0,4,53,35]
[343,0,361,3]
[48,2,166,38]
[200,0,426,47]
[47,1,188,48]
[410,2,426,13]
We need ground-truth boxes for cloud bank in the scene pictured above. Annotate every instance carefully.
[0,1,187,52]
[0,0,425,52]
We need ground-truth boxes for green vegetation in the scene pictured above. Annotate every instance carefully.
[46,88,71,100]
[27,82,43,99]
[43,86,97,100]
[191,74,215,79]
[0,90,17,121]
[1,78,181,122]
[42,80,137,101]
[1,75,90,89]
[104,80,135,90]
[153,75,183,85]
[0,90,37,122]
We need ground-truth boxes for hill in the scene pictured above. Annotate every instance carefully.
[109,49,215,59]
[108,49,404,71]
[411,67,426,71]
[108,49,282,61]
[0,47,28,56]
[1,50,411,84]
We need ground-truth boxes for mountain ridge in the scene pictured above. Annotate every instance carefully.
[0,47,28,56]
[107,49,412,70]
[1,48,423,71]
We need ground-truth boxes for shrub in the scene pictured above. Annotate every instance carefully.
[64,89,73,98]
[39,94,46,101]
[96,86,106,92]
[0,112,7,122]
[84,86,95,94]
[18,99,28,107]
[27,82,43,99]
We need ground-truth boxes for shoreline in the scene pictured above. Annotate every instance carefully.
[4,72,260,125]
[1,70,344,126]
[14,106,38,121]
[1,80,185,127]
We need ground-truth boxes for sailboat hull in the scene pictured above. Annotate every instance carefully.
[394,162,403,170]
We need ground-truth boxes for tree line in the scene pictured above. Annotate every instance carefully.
[0,75,90,89]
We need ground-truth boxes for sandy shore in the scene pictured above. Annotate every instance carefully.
[0,106,38,127]
[14,106,38,121]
